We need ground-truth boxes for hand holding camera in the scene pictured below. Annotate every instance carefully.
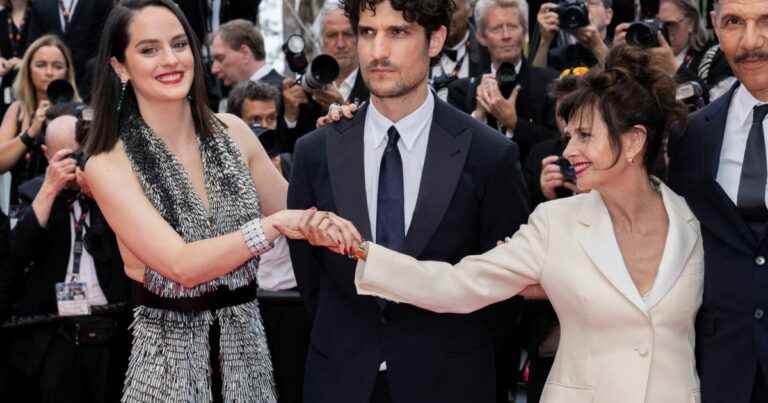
[540,155,577,200]
[28,100,51,138]
[474,65,521,130]
[537,3,561,43]
[41,148,78,197]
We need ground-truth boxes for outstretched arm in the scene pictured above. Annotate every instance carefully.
[353,204,549,314]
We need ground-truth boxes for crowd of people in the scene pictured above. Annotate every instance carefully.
[0,0,763,402]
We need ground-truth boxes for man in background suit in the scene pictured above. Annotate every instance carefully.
[448,0,558,162]
[281,1,369,152]
[288,1,530,402]
[4,108,131,403]
[668,1,768,402]
[211,19,283,90]
[27,0,113,98]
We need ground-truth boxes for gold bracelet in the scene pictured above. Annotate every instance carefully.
[351,241,369,261]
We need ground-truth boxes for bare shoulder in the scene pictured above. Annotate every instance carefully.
[84,141,135,184]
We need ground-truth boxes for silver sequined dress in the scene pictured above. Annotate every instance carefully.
[119,105,277,402]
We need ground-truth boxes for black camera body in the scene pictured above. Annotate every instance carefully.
[283,34,340,92]
[556,157,576,183]
[558,0,590,31]
[626,19,670,49]
[496,62,519,99]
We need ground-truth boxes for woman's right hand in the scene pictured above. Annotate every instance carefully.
[28,100,51,137]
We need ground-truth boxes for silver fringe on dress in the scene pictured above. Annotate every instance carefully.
[119,101,277,402]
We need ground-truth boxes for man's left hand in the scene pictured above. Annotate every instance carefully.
[576,24,609,64]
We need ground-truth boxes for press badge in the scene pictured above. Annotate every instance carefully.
[56,277,90,316]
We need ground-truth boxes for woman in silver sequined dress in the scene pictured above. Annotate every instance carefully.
[78,1,345,401]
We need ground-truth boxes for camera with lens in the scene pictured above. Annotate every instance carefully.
[283,34,340,92]
[558,0,590,31]
[46,79,75,105]
[496,62,519,98]
[676,81,706,112]
[554,157,576,198]
[250,122,280,158]
[626,19,670,49]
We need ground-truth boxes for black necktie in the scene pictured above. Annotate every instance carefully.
[737,104,768,219]
[376,126,405,253]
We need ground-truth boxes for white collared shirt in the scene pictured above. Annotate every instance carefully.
[364,91,434,372]
[211,0,222,34]
[674,47,689,69]
[249,63,273,82]
[337,68,359,103]
[432,31,470,80]
[257,237,297,291]
[66,201,108,306]
[59,0,78,32]
[716,84,768,207]
[364,92,434,245]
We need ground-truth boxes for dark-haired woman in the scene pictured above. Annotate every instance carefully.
[80,1,331,401]
[308,45,704,403]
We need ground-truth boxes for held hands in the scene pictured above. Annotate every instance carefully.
[475,74,520,130]
[273,208,363,255]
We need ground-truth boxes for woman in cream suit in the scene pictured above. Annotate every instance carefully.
[299,46,704,403]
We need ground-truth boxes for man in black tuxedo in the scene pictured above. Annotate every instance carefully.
[287,1,530,402]
[281,1,369,152]
[431,0,491,88]
[27,0,113,98]
[448,0,559,162]
[3,110,131,403]
[668,1,768,402]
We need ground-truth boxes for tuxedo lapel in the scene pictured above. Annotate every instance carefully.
[576,191,648,315]
[698,83,758,251]
[326,104,373,241]
[68,0,86,31]
[643,183,698,309]
[403,99,471,257]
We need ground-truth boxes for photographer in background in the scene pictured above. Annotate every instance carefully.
[3,104,131,403]
[211,19,283,90]
[532,0,614,72]
[227,79,310,403]
[281,0,368,151]
[448,0,559,161]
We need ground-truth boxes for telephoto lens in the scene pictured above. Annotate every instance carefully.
[626,19,669,49]
[558,0,590,31]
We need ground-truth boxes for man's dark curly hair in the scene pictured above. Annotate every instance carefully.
[340,0,456,41]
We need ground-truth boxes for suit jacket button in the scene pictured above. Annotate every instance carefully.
[756,256,766,267]
[755,308,764,320]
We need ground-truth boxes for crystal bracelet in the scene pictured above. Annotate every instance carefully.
[242,218,274,257]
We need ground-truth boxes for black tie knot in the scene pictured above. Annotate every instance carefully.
[386,126,400,151]
[754,104,768,124]
[444,48,458,62]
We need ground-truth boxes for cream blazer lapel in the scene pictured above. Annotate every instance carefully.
[643,183,698,309]
[575,183,699,315]
[576,190,648,315]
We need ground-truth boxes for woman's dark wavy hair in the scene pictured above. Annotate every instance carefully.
[557,45,687,174]
[340,0,456,41]
[83,0,212,156]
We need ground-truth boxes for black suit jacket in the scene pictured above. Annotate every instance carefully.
[447,61,559,161]
[668,83,768,403]
[288,97,530,403]
[3,177,131,375]
[27,0,113,98]
[284,70,370,152]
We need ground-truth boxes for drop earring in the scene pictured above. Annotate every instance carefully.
[116,79,128,113]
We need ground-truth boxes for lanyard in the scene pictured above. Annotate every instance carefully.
[69,201,89,277]
[58,0,76,32]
